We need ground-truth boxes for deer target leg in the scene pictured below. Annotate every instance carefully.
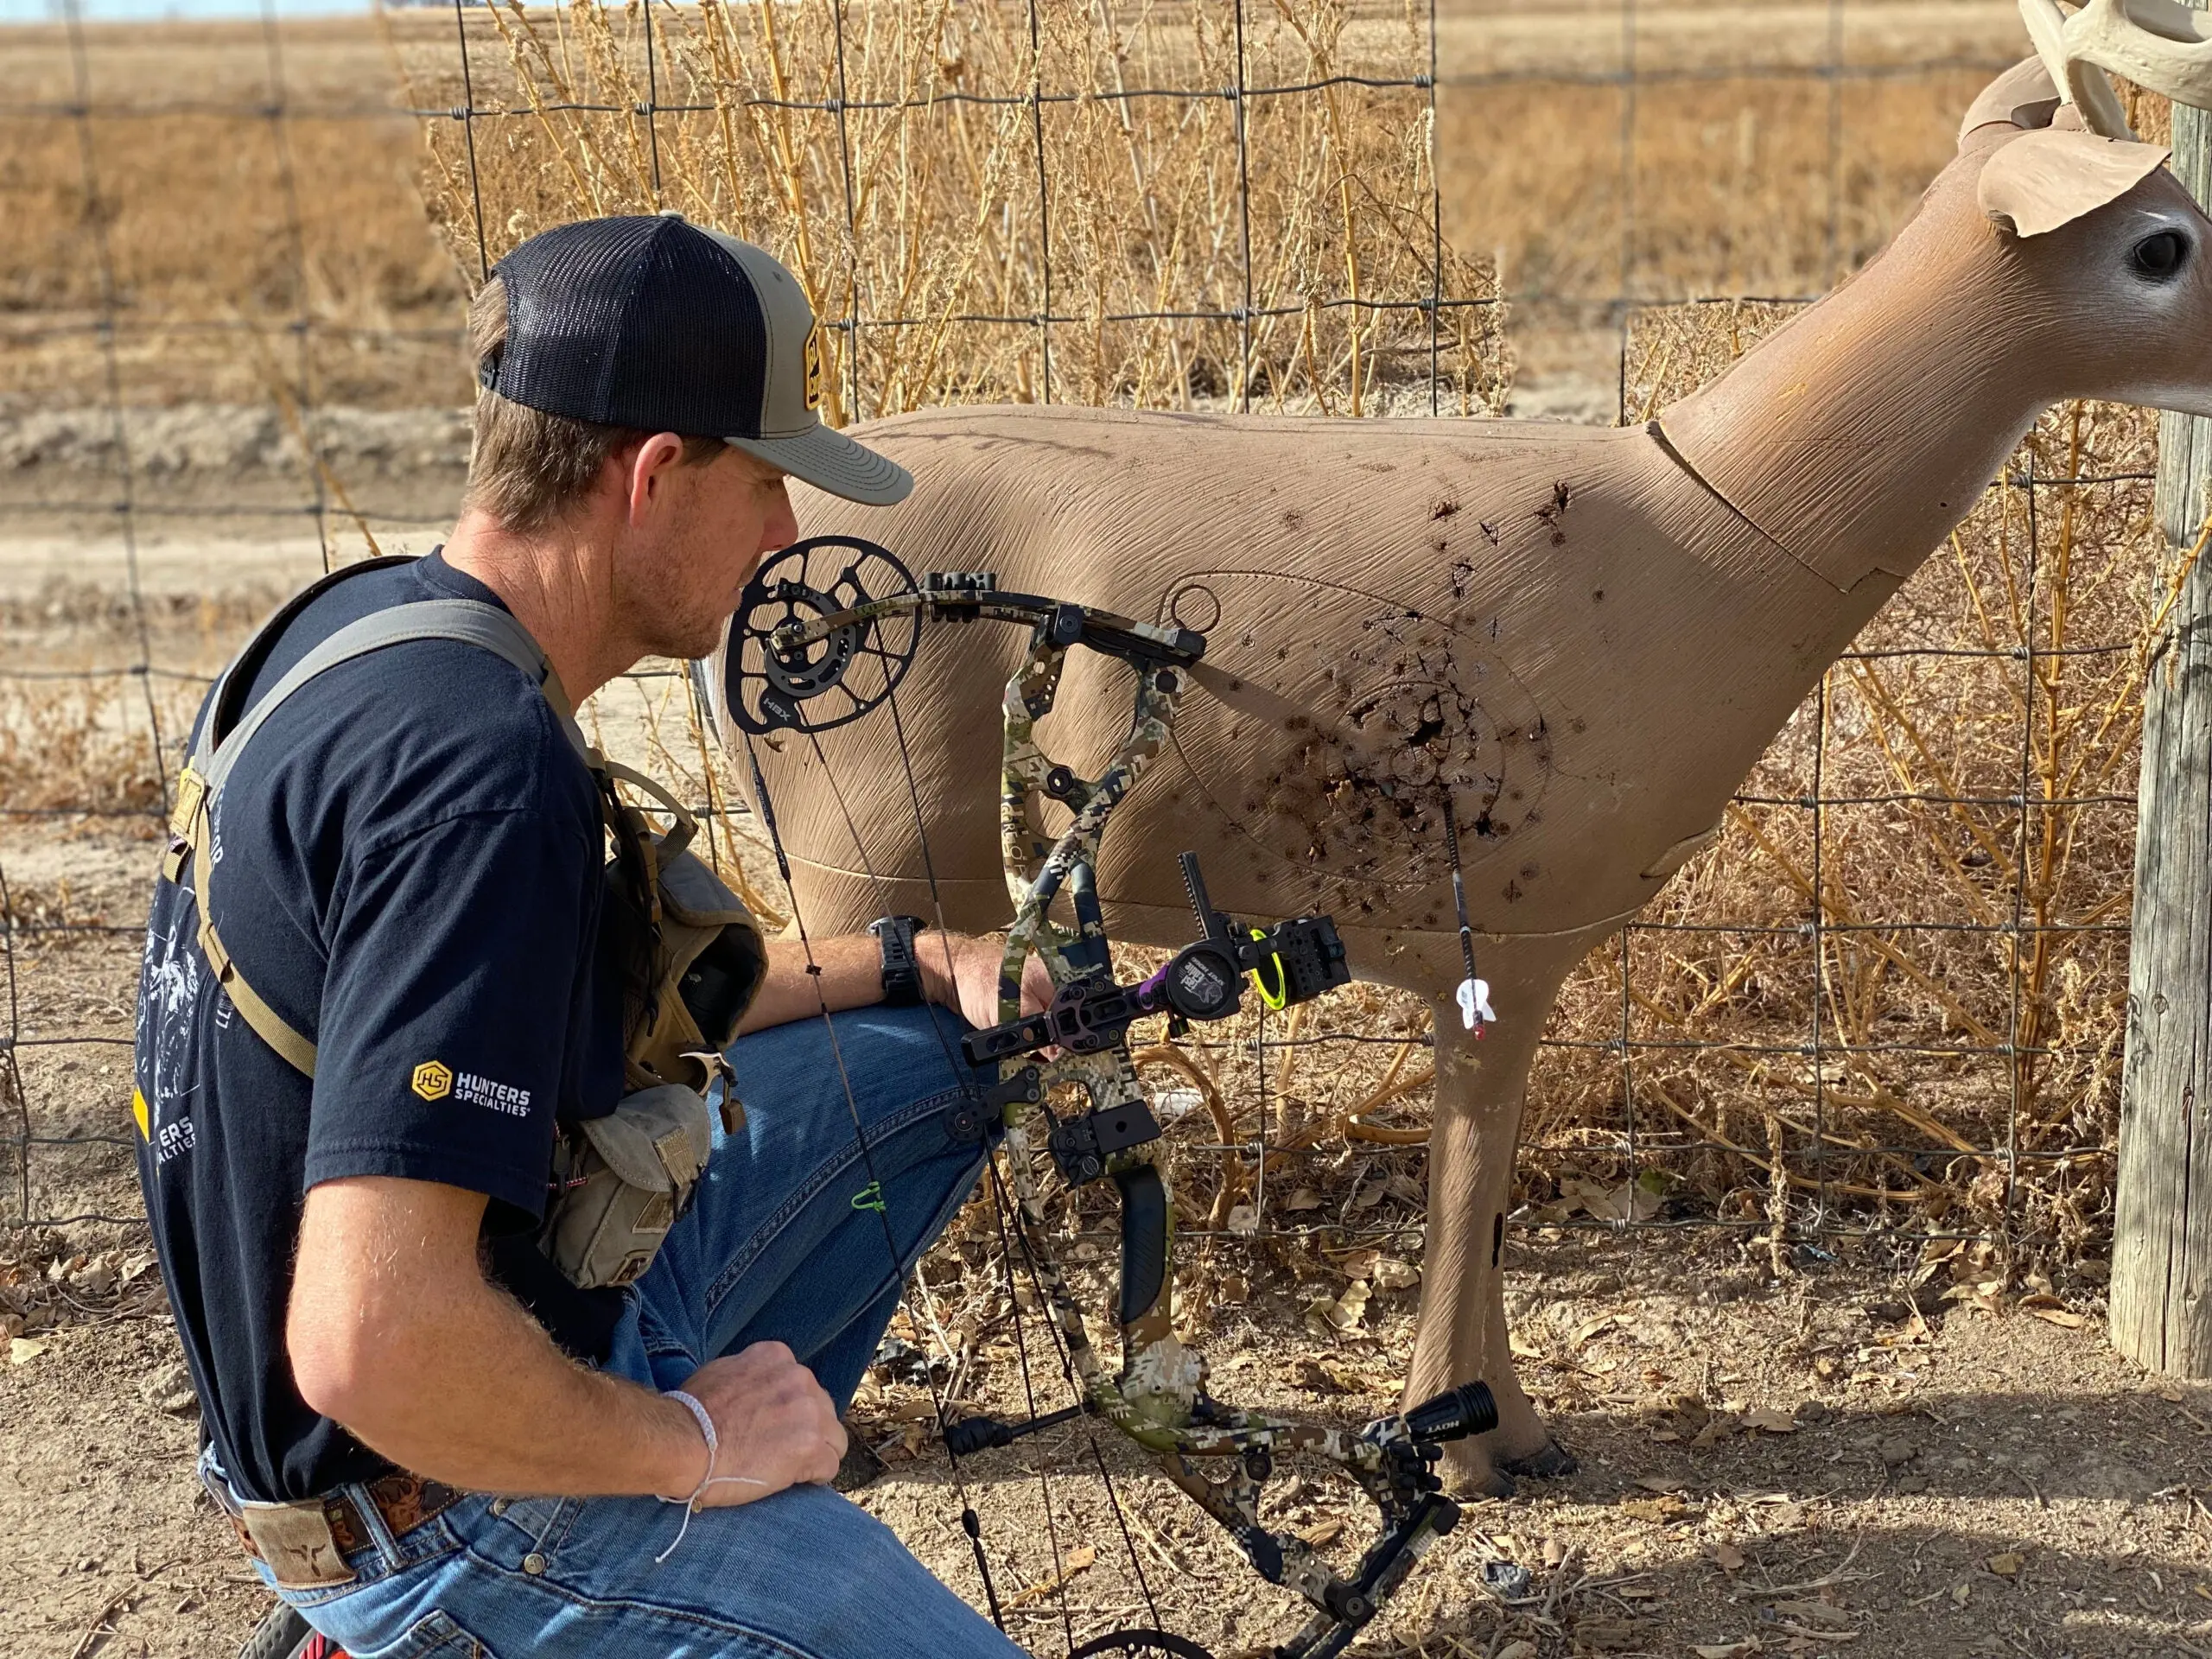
[1394,933,1590,1497]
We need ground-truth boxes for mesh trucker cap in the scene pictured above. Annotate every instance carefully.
[480,213,912,506]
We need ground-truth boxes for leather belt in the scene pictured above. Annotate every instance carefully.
[223,1472,467,1590]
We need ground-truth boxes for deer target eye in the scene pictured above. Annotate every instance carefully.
[2133,230,2190,281]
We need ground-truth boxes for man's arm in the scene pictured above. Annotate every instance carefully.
[288,1174,842,1503]
[734,928,1046,1035]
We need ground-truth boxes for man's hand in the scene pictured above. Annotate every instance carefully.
[669,1341,845,1507]
[918,930,1053,1030]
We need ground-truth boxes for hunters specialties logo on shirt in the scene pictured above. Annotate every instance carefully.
[411,1058,531,1118]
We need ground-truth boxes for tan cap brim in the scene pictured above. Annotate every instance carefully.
[727,422,912,506]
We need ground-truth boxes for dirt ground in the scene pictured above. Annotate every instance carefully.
[3,808,2207,1659]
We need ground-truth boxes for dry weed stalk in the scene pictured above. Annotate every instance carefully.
[394,0,1507,416]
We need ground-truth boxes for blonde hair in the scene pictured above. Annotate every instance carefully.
[464,276,726,531]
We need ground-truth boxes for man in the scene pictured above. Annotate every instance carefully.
[133,214,1033,1658]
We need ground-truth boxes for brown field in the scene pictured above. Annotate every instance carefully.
[5,5,2206,1657]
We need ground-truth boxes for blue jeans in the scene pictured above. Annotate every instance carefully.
[243,1006,1025,1659]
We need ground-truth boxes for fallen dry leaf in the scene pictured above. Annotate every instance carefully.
[1771,1599,1853,1630]
[1620,1494,1688,1522]
[1950,1580,1972,1608]
[1295,1518,1345,1548]
[1495,1643,1538,1659]
[1986,1551,2024,1577]
[1571,1313,1619,1349]
[1741,1406,1800,1434]
[1002,1545,1098,1611]
[1692,1643,1760,1659]
[1570,1615,1648,1651]
[2030,1307,2087,1329]
[1713,1541,1746,1572]
[1370,1256,1421,1291]
[8,1337,48,1366]
[1776,1620,1858,1643]
[1302,1280,1370,1337]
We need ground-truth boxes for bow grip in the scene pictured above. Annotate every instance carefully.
[1115,1163,1169,1328]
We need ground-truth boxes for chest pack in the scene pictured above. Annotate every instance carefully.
[160,556,766,1291]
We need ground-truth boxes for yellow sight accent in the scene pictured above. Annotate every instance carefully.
[1246,927,1287,1012]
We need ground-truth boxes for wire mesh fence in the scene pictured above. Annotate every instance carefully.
[0,0,2177,1287]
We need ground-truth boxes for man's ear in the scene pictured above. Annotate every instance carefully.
[623,431,689,524]
[1979,127,2171,235]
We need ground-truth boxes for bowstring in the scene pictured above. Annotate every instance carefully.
[876,661,1166,1647]
[982,1156,1080,1658]
[795,701,1063,1633]
[737,732,1006,1630]
[745,582,1179,1651]
[793,725,976,1376]
[989,1143,1168,1640]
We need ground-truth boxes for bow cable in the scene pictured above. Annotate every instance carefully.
[737,733,1007,1625]
[875,672,1172,1647]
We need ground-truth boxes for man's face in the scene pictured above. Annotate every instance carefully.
[620,442,798,663]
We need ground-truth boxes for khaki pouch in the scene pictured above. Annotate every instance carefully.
[539,1083,714,1289]
[624,841,765,1101]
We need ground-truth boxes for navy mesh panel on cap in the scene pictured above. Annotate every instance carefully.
[485,216,771,440]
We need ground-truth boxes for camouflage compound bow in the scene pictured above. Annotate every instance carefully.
[697,536,1498,1659]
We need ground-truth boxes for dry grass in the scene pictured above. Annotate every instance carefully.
[0,16,461,410]
[393,0,1510,417]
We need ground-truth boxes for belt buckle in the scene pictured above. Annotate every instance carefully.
[237,1500,358,1590]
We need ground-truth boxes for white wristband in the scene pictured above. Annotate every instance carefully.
[654,1387,768,1565]
[664,1389,719,1499]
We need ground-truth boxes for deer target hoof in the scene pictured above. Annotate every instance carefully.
[1440,1455,1516,1499]
[1498,1438,1579,1480]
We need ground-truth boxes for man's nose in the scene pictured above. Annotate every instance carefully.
[762,482,798,551]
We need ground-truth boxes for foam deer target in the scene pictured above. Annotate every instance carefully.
[712,41,2212,1498]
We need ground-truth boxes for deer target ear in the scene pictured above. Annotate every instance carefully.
[1959,55,2063,146]
[1978,127,2171,235]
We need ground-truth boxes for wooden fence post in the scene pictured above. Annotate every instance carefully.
[2112,81,2212,1376]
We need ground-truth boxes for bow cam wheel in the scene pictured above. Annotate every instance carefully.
[721,536,921,735]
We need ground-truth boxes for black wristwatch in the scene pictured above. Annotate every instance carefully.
[868,915,927,1007]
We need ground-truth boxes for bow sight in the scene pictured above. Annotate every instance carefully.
[715,535,1497,1659]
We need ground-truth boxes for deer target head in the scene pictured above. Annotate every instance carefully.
[1953,24,2212,416]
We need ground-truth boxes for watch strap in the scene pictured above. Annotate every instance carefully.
[869,915,927,1007]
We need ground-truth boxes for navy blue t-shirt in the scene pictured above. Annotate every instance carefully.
[133,553,627,1504]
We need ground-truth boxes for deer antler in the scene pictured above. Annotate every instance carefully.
[2020,0,2212,138]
